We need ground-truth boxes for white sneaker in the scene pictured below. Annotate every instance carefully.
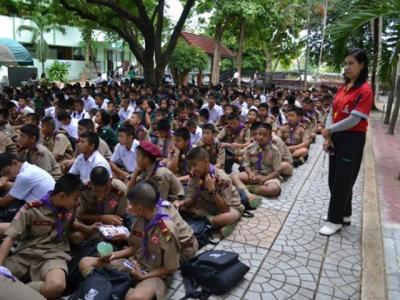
[322,215,351,225]
[319,222,342,236]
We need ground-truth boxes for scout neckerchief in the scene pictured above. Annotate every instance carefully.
[0,266,16,282]
[142,199,169,260]
[40,191,67,240]
[230,123,245,142]
[195,164,216,200]
[180,143,192,175]
[288,122,299,145]
[256,141,272,172]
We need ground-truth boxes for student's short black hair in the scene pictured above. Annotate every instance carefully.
[259,103,269,110]
[186,118,198,128]
[156,118,171,131]
[117,124,135,136]
[90,166,110,186]
[52,174,82,196]
[174,127,190,141]
[20,124,40,143]
[132,112,143,121]
[202,123,217,134]
[41,116,56,129]
[304,98,314,105]
[208,91,217,99]
[74,99,84,106]
[248,108,258,115]
[126,180,160,209]
[0,153,18,172]
[199,108,210,120]
[257,122,272,132]
[0,109,8,119]
[26,113,40,125]
[78,119,95,132]
[187,146,210,161]
[250,121,261,132]
[287,95,296,105]
[57,110,71,122]
[80,132,99,150]
[288,107,301,115]
[245,93,254,100]
[99,109,110,126]
[227,113,240,121]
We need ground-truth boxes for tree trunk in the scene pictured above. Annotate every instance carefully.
[315,0,328,82]
[142,62,157,87]
[42,61,45,76]
[384,41,400,124]
[370,18,380,110]
[236,17,245,87]
[197,69,203,86]
[388,60,400,135]
[211,22,225,86]
[304,6,311,89]
[264,50,273,85]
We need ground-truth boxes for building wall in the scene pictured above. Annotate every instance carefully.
[0,15,136,81]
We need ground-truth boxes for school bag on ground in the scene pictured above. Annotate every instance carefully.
[180,250,250,300]
[181,212,216,249]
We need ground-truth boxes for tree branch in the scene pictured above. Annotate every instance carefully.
[161,0,196,64]
[154,0,164,62]
[133,0,152,26]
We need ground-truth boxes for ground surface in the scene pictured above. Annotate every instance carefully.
[166,136,364,300]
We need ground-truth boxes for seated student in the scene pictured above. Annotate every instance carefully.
[0,153,55,222]
[272,134,294,177]
[0,174,81,299]
[231,123,282,198]
[246,108,258,130]
[128,141,184,201]
[187,118,202,146]
[216,104,235,131]
[174,147,245,237]
[71,99,90,121]
[277,107,310,165]
[217,113,251,162]
[303,98,320,140]
[110,125,139,182]
[94,94,109,110]
[17,96,34,115]
[69,132,111,185]
[258,103,276,125]
[7,102,24,127]
[154,118,173,158]
[95,109,118,152]
[0,271,46,300]
[172,106,189,130]
[57,110,79,140]
[41,116,74,163]
[78,167,127,240]
[195,123,225,170]
[18,124,62,180]
[199,108,211,127]
[167,127,192,183]
[118,94,134,123]
[79,180,197,300]
[0,130,18,156]
[26,113,40,126]
[77,119,112,160]
[128,112,150,141]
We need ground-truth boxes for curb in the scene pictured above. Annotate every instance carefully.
[361,126,387,300]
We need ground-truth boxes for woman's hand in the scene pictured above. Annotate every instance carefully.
[323,138,334,153]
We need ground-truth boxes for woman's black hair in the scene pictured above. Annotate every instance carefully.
[344,48,369,88]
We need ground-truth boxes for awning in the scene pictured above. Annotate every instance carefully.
[0,38,34,66]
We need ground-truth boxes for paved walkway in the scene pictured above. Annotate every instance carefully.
[166,136,363,300]
[371,113,400,300]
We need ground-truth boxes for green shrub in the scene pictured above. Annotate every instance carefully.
[47,61,70,82]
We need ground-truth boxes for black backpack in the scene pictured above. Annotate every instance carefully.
[181,213,216,249]
[69,267,133,300]
[224,148,235,174]
[180,250,250,299]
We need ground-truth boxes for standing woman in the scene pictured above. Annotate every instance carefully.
[320,48,373,236]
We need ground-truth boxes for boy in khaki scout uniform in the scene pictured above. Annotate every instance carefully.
[18,124,62,180]
[196,123,225,170]
[277,107,310,165]
[272,134,293,177]
[78,166,127,241]
[154,118,173,158]
[128,141,184,201]
[79,181,197,300]
[217,113,251,163]
[0,268,46,300]
[0,131,17,156]
[174,147,245,238]
[231,123,282,198]
[0,174,82,299]
[41,116,74,163]
[167,127,192,183]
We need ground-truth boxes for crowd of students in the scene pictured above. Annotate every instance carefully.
[0,80,336,299]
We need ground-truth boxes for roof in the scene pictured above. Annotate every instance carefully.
[180,32,235,58]
[0,38,33,66]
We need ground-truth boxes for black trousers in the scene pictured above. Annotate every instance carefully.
[327,131,366,224]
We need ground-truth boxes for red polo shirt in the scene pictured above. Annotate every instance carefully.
[332,82,373,132]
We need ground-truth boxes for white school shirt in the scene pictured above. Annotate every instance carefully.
[118,106,135,122]
[69,150,111,184]
[110,140,140,172]
[82,95,97,112]
[190,126,202,145]
[10,162,55,202]
[201,104,223,124]
[60,118,79,140]
[71,110,90,121]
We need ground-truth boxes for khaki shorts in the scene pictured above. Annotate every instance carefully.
[189,206,242,224]
[0,275,46,300]
[110,259,166,300]
[4,254,68,281]
[247,178,281,195]
[181,237,199,261]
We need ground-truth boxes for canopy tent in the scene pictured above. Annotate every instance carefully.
[0,38,33,66]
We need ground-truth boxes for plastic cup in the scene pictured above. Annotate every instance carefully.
[97,241,113,257]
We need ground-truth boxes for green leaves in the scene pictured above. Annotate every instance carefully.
[47,61,70,82]
[169,40,208,74]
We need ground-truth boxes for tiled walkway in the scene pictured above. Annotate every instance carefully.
[167,136,363,300]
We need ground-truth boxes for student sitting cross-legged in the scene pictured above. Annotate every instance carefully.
[174,147,245,238]
[78,180,197,300]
